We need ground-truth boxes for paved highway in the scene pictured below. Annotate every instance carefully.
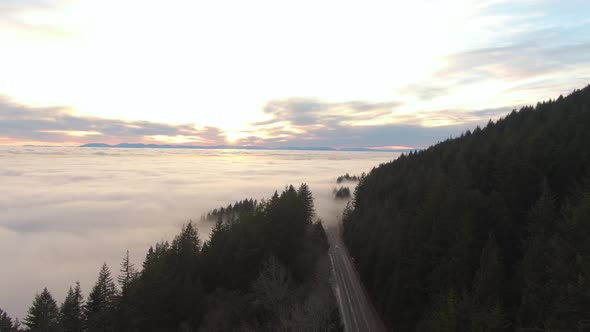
[327,224,387,332]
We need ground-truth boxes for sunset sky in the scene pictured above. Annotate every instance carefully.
[1,0,589,148]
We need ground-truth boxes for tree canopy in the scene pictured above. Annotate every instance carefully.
[343,86,590,331]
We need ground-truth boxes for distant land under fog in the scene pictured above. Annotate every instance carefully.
[79,142,411,152]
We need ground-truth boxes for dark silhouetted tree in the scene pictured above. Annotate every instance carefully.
[298,183,315,224]
[59,282,84,332]
[519,181,557,328]
[85,263,118,332]
[116,250,138,332]
[0,307,14,332]
[118,250,137,298]
[24,288,59,332]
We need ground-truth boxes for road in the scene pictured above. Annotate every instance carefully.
[326,224,387,332]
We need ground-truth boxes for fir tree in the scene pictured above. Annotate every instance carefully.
[543,190,590,331]
[519,181,557,328]
[24,288,59,332]
[171,222,201,257]
[297,183,315,224]
[60,282,84,332]
[85,263,118,332]
[118,250,137,298]
[0,307,14,332]
[117,251,138,332]
[470,233,508,332]
[12,318,23,332]
[170,222,204,329]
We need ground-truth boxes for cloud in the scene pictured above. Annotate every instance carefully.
[0,0,57,14]
[0,146,396,318]
[236,98,513,148]
[0,0,73,38]
[256,99,401,127]
[422,4,590,101]
[0,97,225,145]
[392,1,590,109]
[0,95,516,149]
[442,41,590,82]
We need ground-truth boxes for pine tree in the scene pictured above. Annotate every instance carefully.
[24,288,59,332]
[472,233,504,308]
[117,251,138,332]
[252,255,293,326]
[171,222,201,257]
[519,181,557,328]
[60,282,84,332]
[417,289,464,332]
[469,233,508,332]
[0,307,14,332]
[170,222,204,329]
[209,217,226,245]
[12,318,23,332]
[297,183,315,225]
[85,263,118,332]
[544,190,590,331]
[118,251,137,297]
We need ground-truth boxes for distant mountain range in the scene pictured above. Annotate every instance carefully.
[79,143,411,152]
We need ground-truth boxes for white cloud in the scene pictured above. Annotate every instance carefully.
[0,146,396,319]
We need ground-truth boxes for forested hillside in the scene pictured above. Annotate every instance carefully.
[343,86,590,331]
[1,184,340,332]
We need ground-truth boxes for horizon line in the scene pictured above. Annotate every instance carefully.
[8,142,419,152]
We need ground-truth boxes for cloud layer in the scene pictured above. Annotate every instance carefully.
[0,146,395,319]
[0,97,224,145]
[0,95,517,149]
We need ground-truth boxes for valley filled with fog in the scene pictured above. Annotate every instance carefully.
[0,146,397,319]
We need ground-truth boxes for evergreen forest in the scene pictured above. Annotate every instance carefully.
[343,86,590,331]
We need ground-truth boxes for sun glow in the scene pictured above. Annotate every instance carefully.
[39,130,103,137]
[0,0,499,134]
[1,0,589,147]
[149,135,209,145]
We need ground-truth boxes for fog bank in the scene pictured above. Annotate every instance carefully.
[0,146,396,318]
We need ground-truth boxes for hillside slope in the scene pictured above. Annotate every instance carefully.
[343,86,590,331]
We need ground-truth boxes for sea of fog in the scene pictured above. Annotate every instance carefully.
[0,146,397,319]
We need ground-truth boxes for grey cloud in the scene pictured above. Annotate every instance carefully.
[0,95,515,149]
[242,123,474,149]
[257,98,401,127]
[397,14,590,102]
[429,15,590,98]
[444,41,590,80]
[0,97,225,144]
[397,41,590,104]
[244,97,513,148]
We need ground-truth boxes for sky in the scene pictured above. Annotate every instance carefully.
[1,0,589,148]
